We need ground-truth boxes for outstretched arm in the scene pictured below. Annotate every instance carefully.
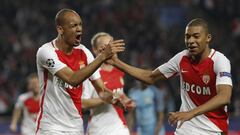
[82,98,105,109]
[111,57,166,84]
[168,84,232,128]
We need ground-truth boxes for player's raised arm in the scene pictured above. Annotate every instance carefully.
[110,56,166,84]
[54,39,125,87]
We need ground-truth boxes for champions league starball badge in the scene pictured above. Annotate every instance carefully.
[46,58,55,68]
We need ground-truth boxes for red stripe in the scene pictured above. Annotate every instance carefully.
[51,41,55,48]
[207,115,228,134]
[113,104,127,125]
[35,69,48,134]
[210,50,216,58]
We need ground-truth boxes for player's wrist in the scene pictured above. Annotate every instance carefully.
[97,53,106,63]
[190,109,199,117]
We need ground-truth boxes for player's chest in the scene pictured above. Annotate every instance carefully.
[56,49,87,71]
[180,57,216,86]
[101,71,122,89]
[24,98,40,114]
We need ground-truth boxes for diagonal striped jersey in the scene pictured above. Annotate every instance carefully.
[36,39,100,134]
[82,67,130,135]
[15,92,40,135]
[158,49,232,134]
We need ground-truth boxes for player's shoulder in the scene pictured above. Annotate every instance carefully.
[211,49,230,62]
[173,49,188,58]
[37,40,55,53]
[74,44,88,51]
[74,44,93,55]
[18,92,33,101]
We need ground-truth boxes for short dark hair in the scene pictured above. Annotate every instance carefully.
[55,9,76,26]
[187,18,209,34]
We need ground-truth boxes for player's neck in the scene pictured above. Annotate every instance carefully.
[191,48,211,63]
[55,37,73,54]
[101,63,114,71]
[33,92,40,100]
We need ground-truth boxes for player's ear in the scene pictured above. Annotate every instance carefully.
[206,34,212,43]
[56,25,64,35]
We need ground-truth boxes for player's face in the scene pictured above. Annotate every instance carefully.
[28,77,39,94]
[93,35,113,56]
[60,12,82,46]
[185,26,211,57]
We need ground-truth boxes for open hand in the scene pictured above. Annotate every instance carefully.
[101,39,125,60]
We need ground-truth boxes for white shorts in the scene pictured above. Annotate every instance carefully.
[87,125,130,135]
[22,130,35,135]
[175,122,223,135]
[21,126,35,135]
[37,129,84,135]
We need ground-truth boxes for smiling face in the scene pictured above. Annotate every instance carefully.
[56,11,82,47]
[185,25,211,59]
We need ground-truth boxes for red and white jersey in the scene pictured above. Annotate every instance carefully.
[15,92,40,135]
[82,67,129,135]
[158,49,232,134]
[36,39,100,133]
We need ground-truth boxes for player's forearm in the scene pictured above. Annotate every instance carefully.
[10,108,21,126]
[82,98,105,109]
[126,112,135,132]
[191,92,231,117]
[69,54,105,86]
[113,59,154,84]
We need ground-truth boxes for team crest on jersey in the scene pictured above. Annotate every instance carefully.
[202,74,210,84]
[79,61,85,69]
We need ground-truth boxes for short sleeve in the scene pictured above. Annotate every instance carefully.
[15,94,25,109]
[80,45,101,81]
[214,53,232,86]
[36,46,66,75]
[157,51,186,78]
[82,79,97,99]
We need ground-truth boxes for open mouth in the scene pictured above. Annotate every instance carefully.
[76,34,81,41]
[187,44,198,51]
[188,46,197,50]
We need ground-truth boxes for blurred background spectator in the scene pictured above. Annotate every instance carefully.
[0,0,240,134]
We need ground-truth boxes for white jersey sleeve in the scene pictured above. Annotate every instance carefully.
[213,52,232,86]
[15,92,32,109]
[15,94,24,109]
[82,79,97,99]
[36,45,66,75]
[157,50,186,78]
[79,45,101,81]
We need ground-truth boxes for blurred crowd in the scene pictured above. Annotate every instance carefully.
[0,0,240,119]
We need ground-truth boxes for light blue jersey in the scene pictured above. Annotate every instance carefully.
[129,85,165,135]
